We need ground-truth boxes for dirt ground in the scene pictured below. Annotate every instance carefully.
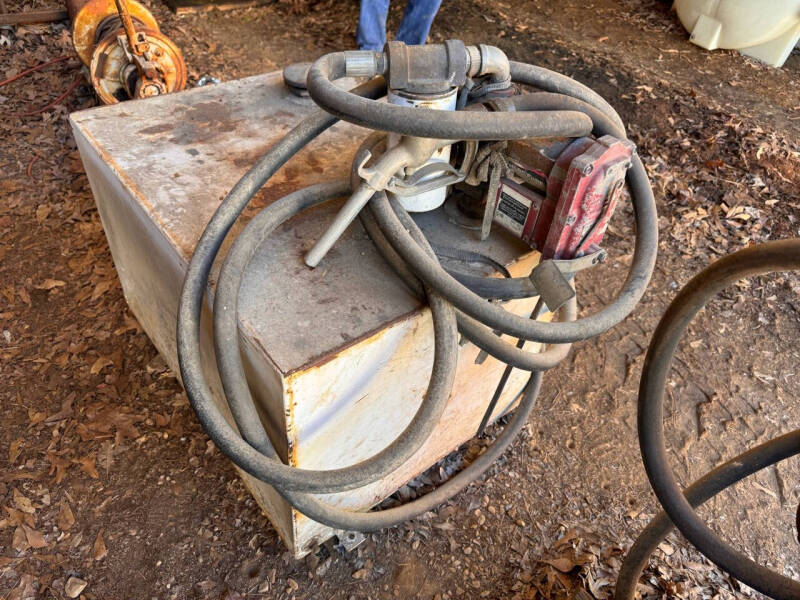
[2,0,800,599]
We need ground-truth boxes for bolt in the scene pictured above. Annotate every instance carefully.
[141,84,162,97]
[581,164,594,176]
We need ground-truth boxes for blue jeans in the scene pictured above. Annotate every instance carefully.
[357,0,443,51]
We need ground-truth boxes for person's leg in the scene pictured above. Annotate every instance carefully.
[395,0,443,46]
[357,0,391,51]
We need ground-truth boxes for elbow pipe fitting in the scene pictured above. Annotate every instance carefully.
[466,44,511,85]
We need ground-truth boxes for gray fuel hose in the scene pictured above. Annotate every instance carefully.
[615,429,800,600]
[306,52,594,140]
[635,239,800,599]
[364,91,657,345]
[352,132,577,372]
[508,61,626,134]
[175,84,546,526]
[184,169,544,528]
[213,181,458,493]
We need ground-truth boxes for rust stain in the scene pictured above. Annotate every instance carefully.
[163,101,246,145]
[71,122,195,270]
[281,308,421,377]
[283,377,299,467]
[138,123,174,135]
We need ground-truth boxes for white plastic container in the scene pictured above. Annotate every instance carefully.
[673,0,800,67]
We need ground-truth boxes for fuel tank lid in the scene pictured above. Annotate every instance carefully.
[282,62,311,97]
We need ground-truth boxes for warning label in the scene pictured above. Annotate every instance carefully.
[498,192,529,227]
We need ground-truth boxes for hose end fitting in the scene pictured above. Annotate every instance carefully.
[465,44,511,85]
[344,50,387,78]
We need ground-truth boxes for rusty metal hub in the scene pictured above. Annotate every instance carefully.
[70,0,186,104]
[90,27,186,103]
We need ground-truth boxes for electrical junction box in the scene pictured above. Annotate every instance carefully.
[69,72,550,557]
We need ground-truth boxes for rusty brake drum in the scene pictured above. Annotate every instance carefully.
[71,0,159,66]
[89,27,186,104]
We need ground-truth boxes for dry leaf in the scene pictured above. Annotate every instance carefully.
[44,395,74,423]
[90,356,113,375]
[23,524,47,548]
[4,505,31,527]
[46,452,72,484]
[543,557,578,573]
[57,503,75,531]
[34,279,65,290]
[93,529,108,560]
[114,314,142,336]
[28,409,47,426]
[12,489,35,514]
[35,204,51,224]
[8,438,23,464]
[98,440,114,475]
[12,526,28,552]
[91,280,113,301]
[76,455,99,479]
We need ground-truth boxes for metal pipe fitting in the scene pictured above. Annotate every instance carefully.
[344,50,387,78]
[465,44,511,84]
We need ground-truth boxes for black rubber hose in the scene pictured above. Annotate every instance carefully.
[368,162,654,344]
[354,132,542,302]
[176,78,547,531]
[637,238,800,600]
[212,181,459,493]
[362,91,630,305]
[177,78,389,488]
[360,199,576,371]
[508,61,625,134]
[186,174,544,528]
[353,133,577,372]
[306,52,595,140]
[362,90,656,345]
[178,53,651,533]
[615,429,800,600]
[385,199,578,368]
[447,269,538,300]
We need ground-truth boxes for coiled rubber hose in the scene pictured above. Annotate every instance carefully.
[617,238,800,600]
[177,51,657,532]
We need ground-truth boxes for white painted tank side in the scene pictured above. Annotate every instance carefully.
[673,0,800,67]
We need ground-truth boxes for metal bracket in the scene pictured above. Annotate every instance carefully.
[529,260,575,313]
[528,249,606,312]
[334,530,366,553]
